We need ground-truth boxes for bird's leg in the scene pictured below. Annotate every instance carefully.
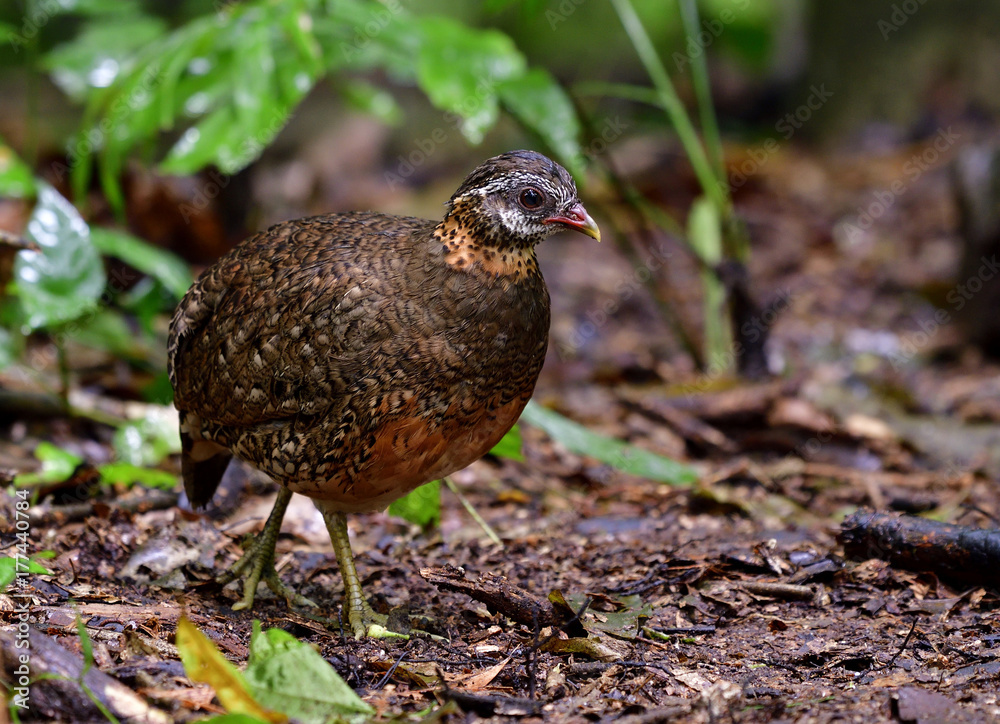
[321,510,389,638]
[218,487,316,611]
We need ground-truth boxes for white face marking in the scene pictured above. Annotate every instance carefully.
[466,171,578,241]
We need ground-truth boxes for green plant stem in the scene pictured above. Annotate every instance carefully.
[573,80,663,107]
[678,0,726,184]
[570,92,703,365]
[609,0,726,211]
[443,477,502,546]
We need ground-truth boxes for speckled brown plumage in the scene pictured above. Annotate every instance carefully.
[167,150,599,636]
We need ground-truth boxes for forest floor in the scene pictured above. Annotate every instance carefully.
[2,131,999,723]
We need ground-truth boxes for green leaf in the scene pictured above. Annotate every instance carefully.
[340,79,403,125]
[245,621,374,723]
[63,308,149,361]
[69,2,322,205]
[498,68,585,179]
[388,479,440,528]
[0,327,20,370]
[553,591,652,640]
[77,614,95,676]
[520,401,697,486]
[0,557,50,591]
[90,227,193,300]
[687,194,722,264]
[317,0,421,76]
[43,16,168,101]
[0,138,37,199]
[176,617,283,723]
[112,410,181,467]
[13,183,104,330]
[687,195,730,367]
[142,371,175,405]
[489,425,524,462]
[14,442,83,486]
[415,17,526,144]
[198,716,272,724]
[98,462,177,490]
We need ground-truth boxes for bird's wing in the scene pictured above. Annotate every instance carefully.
[168,212,437,427]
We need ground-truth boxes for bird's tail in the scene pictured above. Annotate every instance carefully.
[179,412,232,509]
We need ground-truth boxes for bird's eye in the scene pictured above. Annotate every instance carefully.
[518,187,545,210]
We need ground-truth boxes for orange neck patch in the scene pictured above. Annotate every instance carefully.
[433,216,538,279]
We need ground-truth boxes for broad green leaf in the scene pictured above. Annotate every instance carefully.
[176,617,286,723]
[416,17,526,144]
[13,183,104,330]
[162,107,253,175]
[498,68,585,179]
[0,557,50,591]
[70,1,322,204]
[90,227,193,300]
[520,401,697,486]
[14,442,82,486]
[245,622,374,723]
[489,424,524,462]
[98,462,177,490]
[43,16,168,100]
[158,5,320,176]
[389,479,440,528]
[318,0,421,76]
[199,716,271,724]
[0,139,36,198]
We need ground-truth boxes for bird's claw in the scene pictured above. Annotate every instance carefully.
[345,600,399,640]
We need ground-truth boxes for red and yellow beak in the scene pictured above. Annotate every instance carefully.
[543,202,601,241]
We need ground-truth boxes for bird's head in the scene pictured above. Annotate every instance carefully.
[443,150,601,250]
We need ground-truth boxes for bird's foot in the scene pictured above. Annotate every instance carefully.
[344,599,407,640]
[218,527,316,611]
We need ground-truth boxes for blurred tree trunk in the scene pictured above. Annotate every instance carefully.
[803,0,1000,141]
[953,142,1000,357]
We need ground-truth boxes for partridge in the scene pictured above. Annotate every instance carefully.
[167,150,600,637]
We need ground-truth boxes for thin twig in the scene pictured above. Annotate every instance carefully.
[876,617,920,672]
[443,477,502,546]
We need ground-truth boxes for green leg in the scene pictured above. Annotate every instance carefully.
[218,487,316,610]
[321,510,388,638]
